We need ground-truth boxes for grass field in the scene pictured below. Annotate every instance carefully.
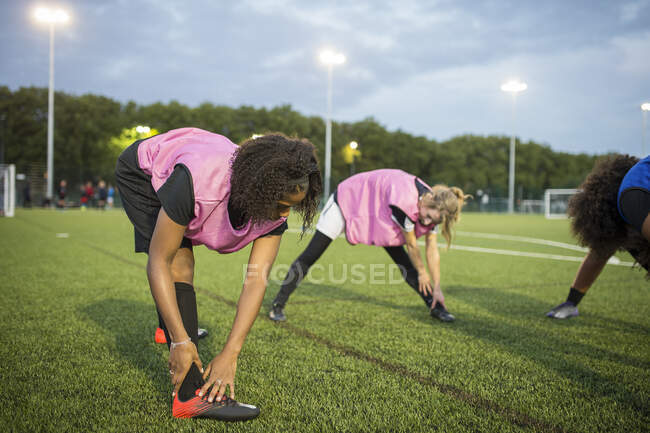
[1,209,648,433]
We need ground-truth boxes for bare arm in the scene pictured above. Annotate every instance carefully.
[402,229,433,296]
[425,232,448,309]
[572,249,613,293]
[201,233,282,402]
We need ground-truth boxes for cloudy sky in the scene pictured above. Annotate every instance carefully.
[2,0,649,156]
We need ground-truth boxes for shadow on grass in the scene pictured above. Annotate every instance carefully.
[440,285,649,413]
[80,299,171,397]
[271,280,429,313]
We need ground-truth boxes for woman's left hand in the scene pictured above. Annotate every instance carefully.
[432,287,446,310]
[200,350,238,402]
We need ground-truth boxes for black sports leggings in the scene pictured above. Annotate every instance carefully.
[156,282,199,350]
[272,230,433,308]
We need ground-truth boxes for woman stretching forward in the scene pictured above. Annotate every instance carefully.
[269,169,469,323]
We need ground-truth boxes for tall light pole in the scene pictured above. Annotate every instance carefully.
[642,103,650,156]
[34,7,69,205]
[319,49,345,201]
[500,79,527,213]
[349,141,358,176]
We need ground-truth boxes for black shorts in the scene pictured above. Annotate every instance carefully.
[115,139,193,254]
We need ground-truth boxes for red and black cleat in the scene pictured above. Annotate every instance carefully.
[172,363,260,421]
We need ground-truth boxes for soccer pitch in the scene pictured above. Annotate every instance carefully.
[1,209,647,432]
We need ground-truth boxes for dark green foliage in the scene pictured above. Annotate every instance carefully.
[0,86,598,197]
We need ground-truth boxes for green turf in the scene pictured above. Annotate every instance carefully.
[0,209,647,432]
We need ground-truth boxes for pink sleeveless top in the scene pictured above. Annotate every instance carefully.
[336,169,435,246]
[136,128,286,253]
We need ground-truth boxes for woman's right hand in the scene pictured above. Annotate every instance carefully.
[169,341,203,397]
[418,272,433,296]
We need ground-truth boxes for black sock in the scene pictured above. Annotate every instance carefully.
[566,287,585,306]
[158,282,199,350]
[273,231,332,306]
[177,363,205,401]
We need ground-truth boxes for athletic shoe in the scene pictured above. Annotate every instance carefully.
[172,363,260,421]
[155,327,210,344]
[546,301,579,319]
[268,303,286,322]
[155,327,167,344]
[430,304,455,322]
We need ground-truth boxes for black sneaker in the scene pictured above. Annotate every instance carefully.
[268,303,286,322]
[172,363,260,421]
[430,303,455,322]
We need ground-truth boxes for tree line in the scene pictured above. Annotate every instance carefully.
[0,85,600,203]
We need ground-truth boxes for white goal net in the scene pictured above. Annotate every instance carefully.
[544,188,579,219]
[1,164,16,217]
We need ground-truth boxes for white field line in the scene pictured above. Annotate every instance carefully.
[455,231,588,253]
[285,228,632,267]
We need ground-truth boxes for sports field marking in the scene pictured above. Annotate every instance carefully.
[455,231,588,252]
[63,235,565,432]
[286,228,631,267]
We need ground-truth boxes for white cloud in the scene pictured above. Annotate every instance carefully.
[337,38,647,155]
[261,49,305,69]
[610,32,650,77]
[103,57,136,79]
[620,0,649,22]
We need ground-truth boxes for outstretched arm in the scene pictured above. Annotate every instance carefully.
[402,229,432,296]
[424,232,446,309]
[572,249,613,293]
[200,234,282,402]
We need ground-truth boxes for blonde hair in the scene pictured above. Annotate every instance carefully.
[421,185,472,248]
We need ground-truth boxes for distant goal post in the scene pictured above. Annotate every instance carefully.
[1,164,16,217]
[544,188,579,219]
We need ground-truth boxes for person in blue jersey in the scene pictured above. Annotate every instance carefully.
[547,154,649,319]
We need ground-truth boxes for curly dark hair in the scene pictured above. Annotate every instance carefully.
[229,133,322,233]
[568,154,649,275]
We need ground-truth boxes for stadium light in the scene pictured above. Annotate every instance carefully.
[319,48,346,201]
[34,6,70,205]
[642,103,650,156]
[501,79,527,213]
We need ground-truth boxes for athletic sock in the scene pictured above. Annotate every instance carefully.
[177,363,204,402]
[566,287,585,306]
[273,230,332,306]
[158,282,199,349]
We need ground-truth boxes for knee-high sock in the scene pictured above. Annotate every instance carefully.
[384,246,433,308]
[157,282,199,350]
[273,230,332,307]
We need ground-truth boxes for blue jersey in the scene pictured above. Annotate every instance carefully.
[617,155,650,225]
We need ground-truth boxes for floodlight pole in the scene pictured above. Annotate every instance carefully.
[508,94,517,214]
[324,64,333,201]
[46,23,55,203]
[642,103,650,156]
[35,7,70,205]
[501,80,527,214]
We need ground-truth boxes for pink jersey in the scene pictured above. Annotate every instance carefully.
[137,127,285,253]
[336,169,435,246]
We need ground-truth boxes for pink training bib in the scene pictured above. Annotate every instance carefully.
[137,127,285,253]
[336,169,435,246]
